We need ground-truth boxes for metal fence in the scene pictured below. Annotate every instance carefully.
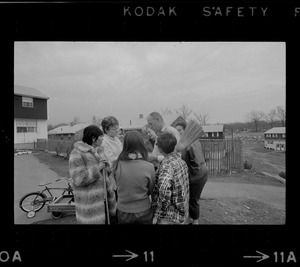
[200,139,243,175]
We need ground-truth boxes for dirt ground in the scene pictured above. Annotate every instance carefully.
[33,194,285,225]
[31,147,285,225]
[199,196,284,224]
[242,140,285,177]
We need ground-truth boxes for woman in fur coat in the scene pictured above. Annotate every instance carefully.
[69,125,116,224]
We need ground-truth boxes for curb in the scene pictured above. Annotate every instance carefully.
[260,172,286,184]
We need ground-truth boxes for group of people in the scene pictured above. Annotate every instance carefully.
[68,112,208,225]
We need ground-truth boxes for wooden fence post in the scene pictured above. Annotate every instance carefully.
[199,138,242,176]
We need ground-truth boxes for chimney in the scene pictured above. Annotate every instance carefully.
[130,120,132,125]
[139,114,143,119]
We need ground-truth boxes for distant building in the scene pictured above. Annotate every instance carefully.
[14,85,49,149]
[121,114,224,140]
[264,127,285,151]
[201,125,224,139]
[48,123,90,141]
[121,114,186,133]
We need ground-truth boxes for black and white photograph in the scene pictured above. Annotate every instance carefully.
[14,41,286,225]
[1,0,298,264]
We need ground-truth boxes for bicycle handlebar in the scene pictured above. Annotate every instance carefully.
[55,177,72,182]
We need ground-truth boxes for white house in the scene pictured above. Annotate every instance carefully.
[121,114,186,133]
[264,127,286,151]
[201,125,224,139]
[48,123,90,141]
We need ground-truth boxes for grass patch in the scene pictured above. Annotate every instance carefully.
[33,150,70,178]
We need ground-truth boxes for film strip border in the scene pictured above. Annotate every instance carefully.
[2,226,297,265]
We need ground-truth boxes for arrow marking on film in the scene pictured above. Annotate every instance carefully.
[113,250,139,261]
[244,250,269,262]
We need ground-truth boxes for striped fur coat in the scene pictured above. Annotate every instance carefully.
[69,141,116,224]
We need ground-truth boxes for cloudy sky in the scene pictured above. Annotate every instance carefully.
[14,42,285,126]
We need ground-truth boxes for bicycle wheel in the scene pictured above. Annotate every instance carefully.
[19,192,47,212]
[52,212,62,219]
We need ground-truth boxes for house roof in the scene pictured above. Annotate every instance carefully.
[264,127,285,134]
[121,114,185,130]
[48,123,90,134]
[121,115,224,134]
[202,125,224,133]
[14,84,49,99]
[121,118,146,130]
[164,114,185,126]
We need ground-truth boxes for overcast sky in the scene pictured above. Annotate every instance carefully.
[14,42,285,126]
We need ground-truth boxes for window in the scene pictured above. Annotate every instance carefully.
[16,120,37,133]
[22,97,34,108]
[17,127,27,133]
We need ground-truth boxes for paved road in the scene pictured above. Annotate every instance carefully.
[14,154,285,224]
[14,153,68,224]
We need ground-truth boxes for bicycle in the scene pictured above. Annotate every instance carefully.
[19,177,73,219]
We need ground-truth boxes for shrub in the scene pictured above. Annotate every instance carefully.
[64,142,74,160]
[243,161,252,170]
[279,171,286,179]
[55,141,65,156]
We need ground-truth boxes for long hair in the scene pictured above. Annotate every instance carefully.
[118,131,148,161]
[112,131,149,180]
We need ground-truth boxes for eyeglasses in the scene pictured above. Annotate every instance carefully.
[109,126,120,131]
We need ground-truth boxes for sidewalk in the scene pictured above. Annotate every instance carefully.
[14,153,66,224]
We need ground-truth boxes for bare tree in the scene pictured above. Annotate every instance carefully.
[159,107,173,116]
[245,111,264,132]
[49,122,68,131]
[263,109,277,128]
[275,106,286,127]
[193,112,210,126]
[70,116,81,126]
[176,104,193,121]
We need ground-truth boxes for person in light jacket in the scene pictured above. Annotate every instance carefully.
[101,116,123,191]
